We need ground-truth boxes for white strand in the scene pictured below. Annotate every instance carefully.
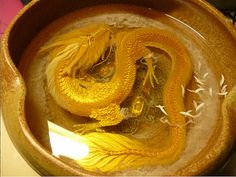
[181,85,185,97]
[198,61,202,72]
[209,87,213,97]
[180,111,202,118]
[220,74,225,87]
[221,84,227,93]
[185,119,194,125]
[193,100,198,110]
[217,92,228,96]
[187,87,205,93]
[155,105,168,115]
[194,76,204,85]
[195,102,205,112]
[203,72,209,79]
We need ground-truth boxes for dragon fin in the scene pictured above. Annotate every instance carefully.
[75,131,183,173]
[76,132,149,173]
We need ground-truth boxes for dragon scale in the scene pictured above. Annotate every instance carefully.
[44,24,193,173]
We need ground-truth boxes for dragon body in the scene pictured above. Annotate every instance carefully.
[42,24,192,173]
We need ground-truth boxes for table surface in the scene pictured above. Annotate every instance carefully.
[1,118,40,176]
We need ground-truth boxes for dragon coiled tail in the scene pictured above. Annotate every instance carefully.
[74,28,192,173]
[76,132,183,173]
[43,24,193,173]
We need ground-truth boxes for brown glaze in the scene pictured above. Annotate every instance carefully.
[1,0,236,175]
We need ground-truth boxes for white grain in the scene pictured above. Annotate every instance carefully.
[203,72,209,79]
[209,87,213,97]
[221,84,227,93]
[180,110,193,117]
[217,92,228,96]
[195,102,205,112]
[198,61,202,71]
[197,84,203,88]
[156,105,168,115]
[220,74,225,87]
[186,119,194,125]
[187,87,204,93]
[181,85,185,97]
[194,76,204,85]
[193,100,198,110]
[180,110,201,118]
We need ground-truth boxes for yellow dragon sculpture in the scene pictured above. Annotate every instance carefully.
[40,24,193,173]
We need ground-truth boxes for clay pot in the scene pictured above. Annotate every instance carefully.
[1,0,236,175]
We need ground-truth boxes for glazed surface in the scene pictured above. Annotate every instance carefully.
[18,4,230,176]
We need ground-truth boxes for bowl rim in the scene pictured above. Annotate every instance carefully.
[1,0,236,175]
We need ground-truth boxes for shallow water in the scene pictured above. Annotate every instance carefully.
[20,4,222,176]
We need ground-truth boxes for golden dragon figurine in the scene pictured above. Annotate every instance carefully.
[40,24,193,173]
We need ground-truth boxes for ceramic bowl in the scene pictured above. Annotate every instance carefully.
[1,0,236,175]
